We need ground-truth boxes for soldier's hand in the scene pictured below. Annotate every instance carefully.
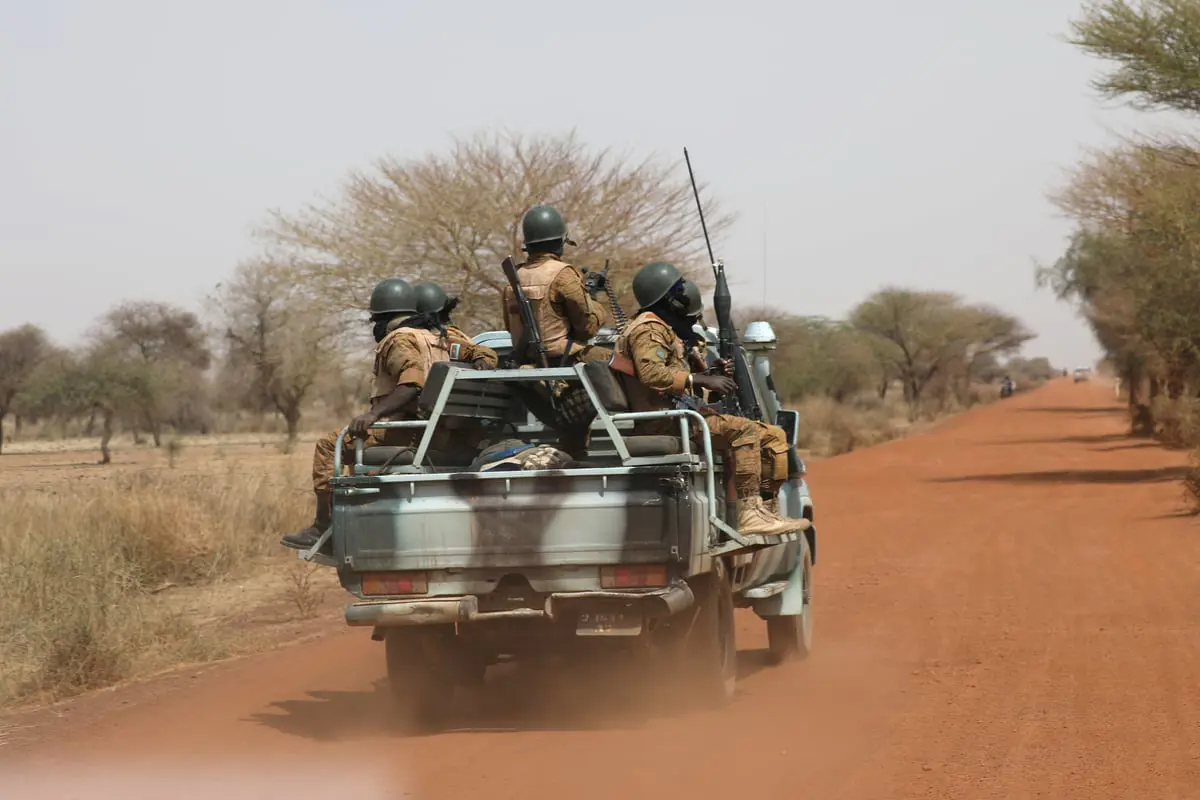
[348,412,378,439]
[693,374,737,396]
[711,358,734,377]
[583,269,607,296]
[470,359,494,371]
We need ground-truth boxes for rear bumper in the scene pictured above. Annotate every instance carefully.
[344,581,695,628]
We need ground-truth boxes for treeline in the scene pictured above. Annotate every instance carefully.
[1041,1,1200,446]
[0,132,1051,459]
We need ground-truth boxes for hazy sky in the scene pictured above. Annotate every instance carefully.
[0,0,1173,367]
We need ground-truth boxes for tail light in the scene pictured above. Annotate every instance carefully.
[601,564,668,589]
[361,571,428,596]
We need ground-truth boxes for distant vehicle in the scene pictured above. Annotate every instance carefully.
[1073,367,1090,383]
[1000,377,1015,398]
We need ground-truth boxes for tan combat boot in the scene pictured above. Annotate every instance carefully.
[737,496,802,536]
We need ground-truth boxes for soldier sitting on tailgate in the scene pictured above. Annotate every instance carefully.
[501,204,614,458]
[614,262,802,537]
[680,278,794,517]
[281,278,497,554]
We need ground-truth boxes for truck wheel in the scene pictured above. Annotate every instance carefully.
[767,538,813,664]
[384,629,454,732]
[684,559,737,705]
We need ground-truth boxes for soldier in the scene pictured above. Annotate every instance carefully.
[615,262,801,536]
[501,204,613,366]
[501,205,614,458]
[680,279,794,513]
[281,278,497,553]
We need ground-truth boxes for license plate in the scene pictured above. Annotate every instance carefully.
[576,611,643,637]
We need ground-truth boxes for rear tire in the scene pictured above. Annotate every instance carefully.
[682,559,737,705]
[766,538,813,664]
[384,628,455,732]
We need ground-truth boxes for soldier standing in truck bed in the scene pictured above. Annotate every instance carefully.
[615,262,801,537]
[501,205,614,458]
[282,278,496,554]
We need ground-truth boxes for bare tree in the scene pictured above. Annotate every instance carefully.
[210,259,343,442]
[0,324,51,454]
[260,130,735,332]
[95,301,212,445]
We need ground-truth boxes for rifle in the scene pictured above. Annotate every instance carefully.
[682,147,762,422]
[598,259,628,331]
[501,255,549,369]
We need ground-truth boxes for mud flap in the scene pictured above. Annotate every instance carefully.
[752,540,808,618]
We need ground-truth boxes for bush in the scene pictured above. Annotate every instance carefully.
[0,470,307,704]
[1149,396,1200,448]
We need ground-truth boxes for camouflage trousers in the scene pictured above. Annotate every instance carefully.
[754,421,791,498]
[517,345,615,459]
[639,410,761,499]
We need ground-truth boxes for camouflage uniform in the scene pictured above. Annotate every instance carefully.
[310,319,497,492]
[501,252,614,457]
[685,337,791,502]
[615,312,761,493]
[614,311,802,537]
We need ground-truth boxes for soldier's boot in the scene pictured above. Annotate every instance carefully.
[737,496,803,536]
[281,490,333,553]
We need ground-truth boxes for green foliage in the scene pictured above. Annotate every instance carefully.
[1069,0,1200,113]
[849,288,1033,406]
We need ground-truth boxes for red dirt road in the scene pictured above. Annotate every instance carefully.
[3,379,1199,798]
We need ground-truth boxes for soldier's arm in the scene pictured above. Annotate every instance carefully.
[628,323,690,396]
[447,327,498,369]
[353,336,423,433]
[553,268,608,341]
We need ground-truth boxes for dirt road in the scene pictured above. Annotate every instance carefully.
[3,379,1198,798]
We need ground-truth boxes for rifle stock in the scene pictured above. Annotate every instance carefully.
[501,255,550,369]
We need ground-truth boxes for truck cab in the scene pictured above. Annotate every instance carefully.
[302,321,817,729]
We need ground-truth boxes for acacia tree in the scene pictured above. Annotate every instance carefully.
[0,324,51,454]
[849,289,1032,408]
[19,345,150,464]
[1069,0,1200,113]
[260,130,734,332]
[210,259,343,442]
[94,301,212,445]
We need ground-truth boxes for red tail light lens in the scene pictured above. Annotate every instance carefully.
[361,572,428,596]
[601,564,668,589]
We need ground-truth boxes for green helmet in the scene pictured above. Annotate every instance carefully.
[682,280,704,319]
[412,280,449,314]
[368,278,417,315]
[522,205,576,248]
[632,261,684,309]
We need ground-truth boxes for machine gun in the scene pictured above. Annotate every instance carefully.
[599,260,628,331]
[501,255,549,369]
[682,147,763,422]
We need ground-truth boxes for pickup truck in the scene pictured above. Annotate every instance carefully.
[300,321,817,729]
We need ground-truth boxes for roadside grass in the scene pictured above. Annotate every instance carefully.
[0,467,311,706]
[794,382,1005,457]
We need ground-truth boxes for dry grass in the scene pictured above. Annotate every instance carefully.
[792,383,1005,457]
[0,451,316,707]
[1183,448,1200,516]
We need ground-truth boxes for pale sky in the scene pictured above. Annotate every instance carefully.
[0,0,1175,368]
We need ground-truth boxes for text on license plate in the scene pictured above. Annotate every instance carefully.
[576,611,643,637]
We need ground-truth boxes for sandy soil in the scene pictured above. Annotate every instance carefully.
[2,378,1197,799]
